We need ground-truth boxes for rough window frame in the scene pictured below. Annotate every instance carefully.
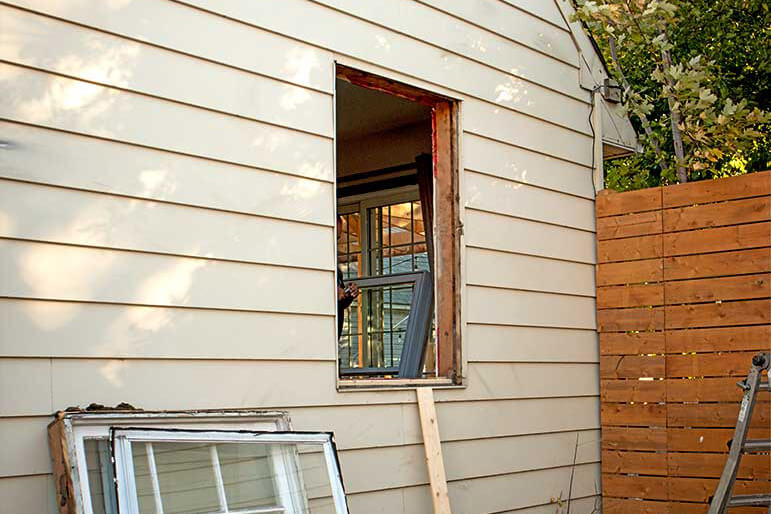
[335,64,462,386]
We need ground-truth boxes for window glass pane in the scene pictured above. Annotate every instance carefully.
[116,434,346,514]
[339,196,435,374]
[364,283,414,368]
[369,200,426,276]
[217,442,279,510]
[84,439,116,514]
[337,212,360,280]
[133,442,221,514]
[294,443,335,514]
[413,201,425,243]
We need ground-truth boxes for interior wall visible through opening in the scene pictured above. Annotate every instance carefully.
[335,76,436,380]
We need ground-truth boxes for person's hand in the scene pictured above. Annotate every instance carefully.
[346,283,360,299]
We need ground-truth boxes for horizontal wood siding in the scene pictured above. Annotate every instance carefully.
[596,171,771,513]
[0,1,600,512]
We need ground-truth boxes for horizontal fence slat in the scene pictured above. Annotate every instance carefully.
[665,325,771,353]
[600,332,665,356]
[602,498,670,514]
[664,273,770,305]
[599,234,662,263]
[664,247,771,281]
[668,501,768,514]
[668,427,771,452]
[598,283,664,309]
[666,352,764,378]
[666,377,751,402]
[668,452,770,480]
[602,474,668,501]
[602,427,667,451]
[598,307,665,332]
[668,476,771,503]
[667,403,770,428]
[601,379,666,402]
[663,196,771,233]
[597,188,662,218]
[598,258,663,287]
[601,403,667,427]
[598,210,662,240]
[662,170,771,208]
[663,222,771,257]
[602,450,668,475]
[600,356,665,379]
[665,299,771,329]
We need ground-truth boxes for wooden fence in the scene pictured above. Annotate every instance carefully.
[596,171,771,513]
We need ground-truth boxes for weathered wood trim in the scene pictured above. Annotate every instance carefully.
[434,101,461,381]
[48,416,79,514]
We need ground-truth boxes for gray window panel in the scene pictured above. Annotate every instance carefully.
[339,271,433,379]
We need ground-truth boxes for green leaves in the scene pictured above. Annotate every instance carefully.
[573,0,770,188]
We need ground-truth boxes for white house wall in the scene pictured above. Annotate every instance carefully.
[0,1,603,512]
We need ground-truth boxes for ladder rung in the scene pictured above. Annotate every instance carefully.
[728,494,771,507]
[761,381,769,391]
[742,439,771,452]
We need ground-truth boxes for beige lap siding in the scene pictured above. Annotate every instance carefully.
[0,0,600,512]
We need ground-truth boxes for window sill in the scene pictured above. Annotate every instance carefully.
[336,377,465,392]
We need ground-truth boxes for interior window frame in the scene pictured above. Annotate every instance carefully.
[337,186,434,378]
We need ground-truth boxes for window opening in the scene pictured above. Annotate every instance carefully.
[335,65,459,383]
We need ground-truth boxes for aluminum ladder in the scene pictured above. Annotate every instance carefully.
[708,352,770,513]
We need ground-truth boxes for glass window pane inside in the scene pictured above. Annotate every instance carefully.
[115,437,344,514]
[217,442,279,510]
[339,196,434,374]
[84,439,117,514]
[133,442,221,514]
[337,212,360,280]
[295,443,335,514]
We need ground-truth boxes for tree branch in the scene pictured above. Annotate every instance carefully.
[608,35,667,173]
[659,33,688,182]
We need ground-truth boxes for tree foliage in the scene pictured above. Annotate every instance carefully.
[573,0,770,190]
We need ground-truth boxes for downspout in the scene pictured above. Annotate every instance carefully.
[592,88,605,192]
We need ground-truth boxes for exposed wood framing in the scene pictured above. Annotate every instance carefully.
[416,387,452,514]
[48,416,78,514]
[433,101,461,381]
[336,64,453,106]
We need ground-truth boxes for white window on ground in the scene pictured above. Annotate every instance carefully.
[49,410,348,514]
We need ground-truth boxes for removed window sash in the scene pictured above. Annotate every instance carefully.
[339,270,433,379]
[110,428,349,514]
[48,410,348,514]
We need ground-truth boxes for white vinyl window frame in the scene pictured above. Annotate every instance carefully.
[110,429,348,514]
[57,411,348,514]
